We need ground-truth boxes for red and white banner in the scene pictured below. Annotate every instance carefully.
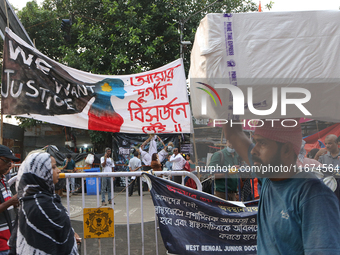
[2,28,191,133]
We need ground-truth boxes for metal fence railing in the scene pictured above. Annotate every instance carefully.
[55,171,200,255]
[8,169,201,255]
[8,170,201,254]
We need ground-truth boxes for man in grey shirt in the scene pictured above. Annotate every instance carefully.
[318,134,340,204]
[128,151,142,196]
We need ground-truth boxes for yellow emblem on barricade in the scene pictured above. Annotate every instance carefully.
[83,208,114,239]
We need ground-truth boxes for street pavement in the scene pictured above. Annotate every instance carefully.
[61,189,167,255]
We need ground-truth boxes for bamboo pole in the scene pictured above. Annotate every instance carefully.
[192,132,199,180]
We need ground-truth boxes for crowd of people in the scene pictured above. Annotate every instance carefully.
[222,119,340,254]
[0,135,194,253]
[206,130,340,205]
[127,135,195,192]
[1,124,340,254]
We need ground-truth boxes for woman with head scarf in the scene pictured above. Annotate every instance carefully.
[9,152,80,254]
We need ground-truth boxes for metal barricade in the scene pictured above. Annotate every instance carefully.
[58,170,201,255]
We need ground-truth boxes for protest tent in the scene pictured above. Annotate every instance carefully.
[34,145,88,166]
[303,123,340,153]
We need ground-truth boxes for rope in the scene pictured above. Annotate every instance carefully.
[26,15,64,29]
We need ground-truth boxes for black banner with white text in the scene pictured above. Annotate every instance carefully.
[145,174,258,254]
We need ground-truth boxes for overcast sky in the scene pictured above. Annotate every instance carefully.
[8,0,340,12]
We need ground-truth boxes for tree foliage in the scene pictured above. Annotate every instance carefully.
[15,117,42,130]
[88,130,113,153]
[18,0,258,75]
[18,1,67,61]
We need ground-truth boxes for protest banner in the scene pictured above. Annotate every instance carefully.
[2,28,191,133]
[145,173,258,254]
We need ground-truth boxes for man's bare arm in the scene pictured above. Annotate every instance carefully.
[315,148,327,161]
[141,136,153,149]
[222,123,252,165]
[0,194,18,213]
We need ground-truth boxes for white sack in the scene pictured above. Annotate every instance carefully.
[190,11,340,121]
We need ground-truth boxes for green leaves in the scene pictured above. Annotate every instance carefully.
[88,130,113,152]
[16,117,42,130]
[17,0,258,76]
[128,27,141,44]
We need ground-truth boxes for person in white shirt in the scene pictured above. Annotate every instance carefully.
[169,148,186,184]
[128,151,142,196]
[139,135,170,170]
[101,148,115,206]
